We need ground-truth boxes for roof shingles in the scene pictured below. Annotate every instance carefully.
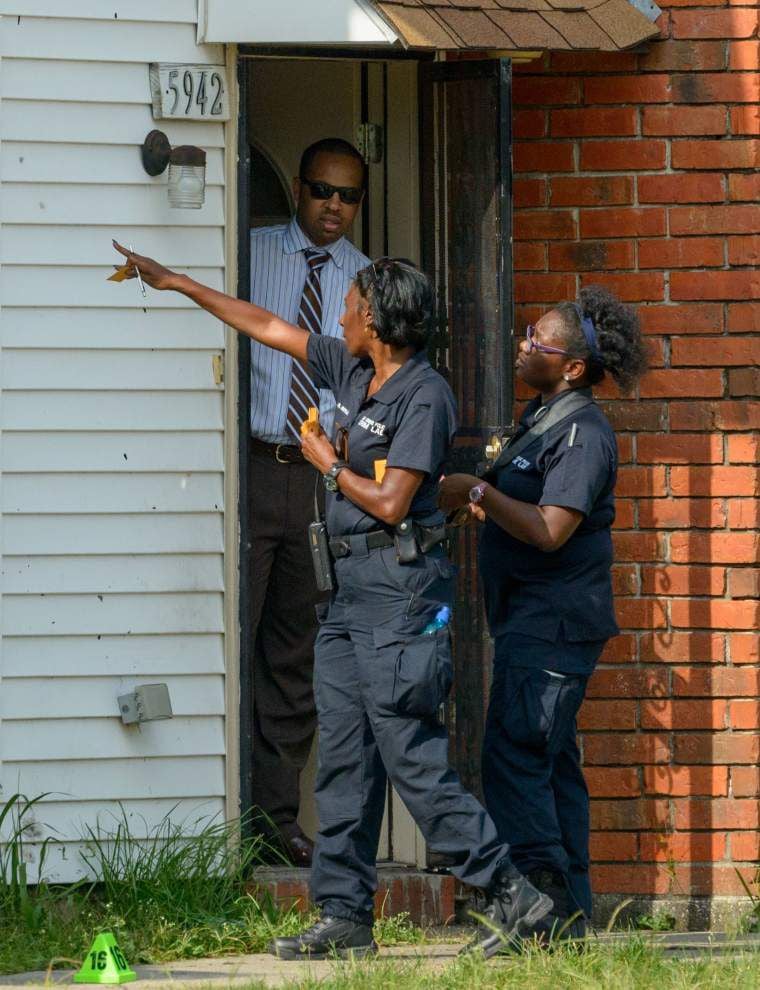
[374,0,659,50]
[489,9,571,48]
[437,8,516,45]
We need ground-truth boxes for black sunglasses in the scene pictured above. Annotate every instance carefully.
[300,177,363,205]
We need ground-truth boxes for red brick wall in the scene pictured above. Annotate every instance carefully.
[512,11,760,902]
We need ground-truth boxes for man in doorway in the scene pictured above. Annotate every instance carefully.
[248,138,369,866]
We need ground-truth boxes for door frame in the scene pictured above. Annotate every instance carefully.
[234,47,433,829]
[223,43,242,825]
[418,57,514,799]
[235,52,254,829]
[420,58,514,444]
[233,45,514,832]
[232,48,514,845]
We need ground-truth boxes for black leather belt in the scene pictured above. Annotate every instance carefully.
[250,437,305,464]
[329,530,394,559]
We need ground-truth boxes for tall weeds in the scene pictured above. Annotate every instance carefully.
[0,792,54,902]
[79,805,269,922]
[0,794,302,973]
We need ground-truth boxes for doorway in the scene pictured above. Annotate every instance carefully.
[235,51,514,867]
[237,53,423,863]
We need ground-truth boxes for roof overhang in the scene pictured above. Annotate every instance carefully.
[197,0,400,46]
[374,1,661,52]
[198,0,660,52]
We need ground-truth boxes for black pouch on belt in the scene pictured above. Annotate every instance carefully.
[417,522,447,554]
[394,518,419,564]
[308,480,334,592]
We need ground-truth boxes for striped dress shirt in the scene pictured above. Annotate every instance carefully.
[249,219,370,443]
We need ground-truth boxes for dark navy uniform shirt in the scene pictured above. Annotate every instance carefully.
[307,335,457,536]
[479,388,619,674]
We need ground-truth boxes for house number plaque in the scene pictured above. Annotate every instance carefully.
[149,63,230,121]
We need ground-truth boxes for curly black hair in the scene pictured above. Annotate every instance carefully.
[354,257,433,351]
[554,285,648,393]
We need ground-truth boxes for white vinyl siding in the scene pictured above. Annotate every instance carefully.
[0,6,229,880]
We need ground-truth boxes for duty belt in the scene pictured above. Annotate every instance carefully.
[328,524,447,560]
[329,530,394,558]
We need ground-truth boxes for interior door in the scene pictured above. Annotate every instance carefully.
[420,58,513,801]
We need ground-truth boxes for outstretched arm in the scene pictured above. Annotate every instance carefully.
[112,240,309,361]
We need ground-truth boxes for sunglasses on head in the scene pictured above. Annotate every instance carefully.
[525,324,573,357]
[300,177,363,205]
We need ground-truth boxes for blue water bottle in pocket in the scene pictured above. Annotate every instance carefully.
[421,606,452,725]
[422,605,451,635]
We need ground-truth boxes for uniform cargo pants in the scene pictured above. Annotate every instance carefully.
[309,537,511,926]
[482,662,592,917]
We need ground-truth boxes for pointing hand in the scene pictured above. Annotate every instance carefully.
[112,240,176,290]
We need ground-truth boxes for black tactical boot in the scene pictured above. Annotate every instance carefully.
[520,870,587,946]
[269,915,378,960]
[460,864,554,959]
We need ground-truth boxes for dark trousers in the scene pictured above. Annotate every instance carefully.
[310,539,511,926]
[247,443,324,835]
[481,664,592,917]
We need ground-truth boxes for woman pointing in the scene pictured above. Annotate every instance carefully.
[111,241,553,960]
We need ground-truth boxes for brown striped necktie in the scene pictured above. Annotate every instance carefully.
[285,249,331,442]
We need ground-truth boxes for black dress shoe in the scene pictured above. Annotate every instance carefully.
[284,831,314,868]
[262,825,313,867]
[269,916,378,960]
[460,864,553,959]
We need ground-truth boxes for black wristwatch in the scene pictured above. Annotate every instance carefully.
[323,460,348,492]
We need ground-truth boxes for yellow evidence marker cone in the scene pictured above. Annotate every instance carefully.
[74,932,137,984]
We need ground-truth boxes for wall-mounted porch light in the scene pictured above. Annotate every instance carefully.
[141,129,206,209]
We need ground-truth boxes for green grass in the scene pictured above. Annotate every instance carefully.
[372,908,426,946]
[3,794,760,987]
[0,794,310,974]
[0,794,434,976]
[253,940,760,990]
[635,910,678,932]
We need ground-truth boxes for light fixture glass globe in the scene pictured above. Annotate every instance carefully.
[167,163,205,209]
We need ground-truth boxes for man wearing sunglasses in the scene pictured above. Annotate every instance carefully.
[247,138,369,867]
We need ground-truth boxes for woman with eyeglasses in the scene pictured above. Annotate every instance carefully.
[111,242,556,961]
[439,286,647,946]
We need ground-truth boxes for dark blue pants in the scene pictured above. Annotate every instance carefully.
[482,663,592,917]
[310,538,511,925]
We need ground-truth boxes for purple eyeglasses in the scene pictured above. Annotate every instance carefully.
[525,324,573,357]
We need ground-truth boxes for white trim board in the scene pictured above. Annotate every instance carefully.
[197,0,398,45]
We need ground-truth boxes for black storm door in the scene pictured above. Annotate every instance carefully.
[420,58,513,799]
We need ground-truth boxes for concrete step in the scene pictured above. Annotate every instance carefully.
[248,864,457,926]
